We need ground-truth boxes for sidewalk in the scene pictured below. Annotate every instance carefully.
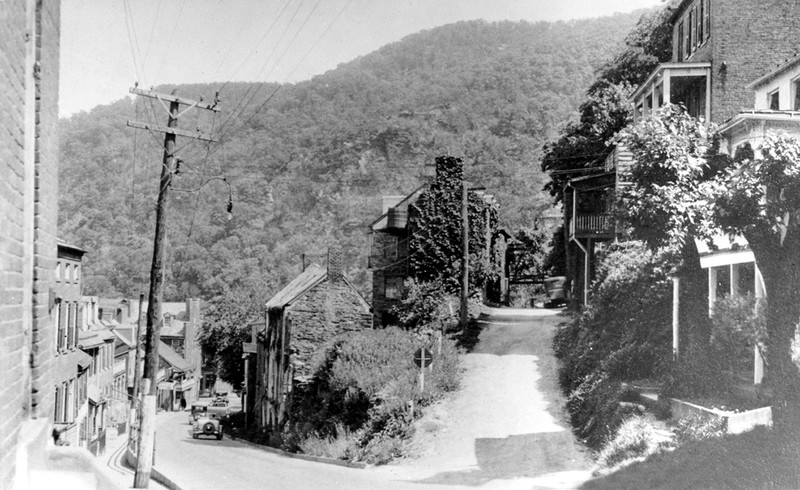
[102,426,170,489]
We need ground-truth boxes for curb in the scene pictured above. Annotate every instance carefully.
[123,448,184,490]
[225,434,367,469]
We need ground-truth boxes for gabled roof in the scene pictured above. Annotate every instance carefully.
[79,328,116,349]
[159,341,192,372]
[748,54,800,89]
[112,327,136,347]
[266,264,326,310]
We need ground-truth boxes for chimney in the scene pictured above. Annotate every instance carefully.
[382,196,405,215]
[327,247,343,283]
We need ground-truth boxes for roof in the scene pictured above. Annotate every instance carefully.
[266,264,326,310]
[718,110,800,134]
[112,327,136,346]
[79,328,117,349]
[162,302,188,319]
[748,55,800,89]
[159,341,192,372]
[161,323,186,338]
[57,239,87,257]
[668,0,694,25]
[695,235,755,269]
[77,350,93,371]
[369,185,426,230]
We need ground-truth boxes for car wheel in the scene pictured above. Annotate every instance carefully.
[192,434,198,439]
[217,434,222,440]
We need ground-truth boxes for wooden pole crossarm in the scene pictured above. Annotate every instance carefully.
[127,120,216,142]
[129,87,221,112]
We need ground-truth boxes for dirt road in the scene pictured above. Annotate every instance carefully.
[373,307,593,489]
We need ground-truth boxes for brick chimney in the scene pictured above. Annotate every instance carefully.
[327,247,343,283]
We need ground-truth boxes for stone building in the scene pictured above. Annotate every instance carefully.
[256,250,372,428]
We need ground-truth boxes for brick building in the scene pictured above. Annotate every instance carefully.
[52,243,92,448]
[256,250,372,428]
[0,1,62,487]
[632,0,800,125]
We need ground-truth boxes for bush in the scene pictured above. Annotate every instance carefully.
[554,242,674,448]
[597,416,668,471]
[709,294,765,375]
[287,327,463,464]
[673,413,726,445]
[392,278,459,334]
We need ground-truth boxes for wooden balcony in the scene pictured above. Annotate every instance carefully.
[571,214,614,239]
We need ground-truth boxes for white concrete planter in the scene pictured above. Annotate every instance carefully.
[669,398,772,434]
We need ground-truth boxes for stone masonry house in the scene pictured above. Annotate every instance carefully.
[256,250,372,428]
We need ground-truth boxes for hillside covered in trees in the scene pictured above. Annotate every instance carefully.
[58,12,652,301]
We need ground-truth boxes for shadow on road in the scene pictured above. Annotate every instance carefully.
[413,431,589,486]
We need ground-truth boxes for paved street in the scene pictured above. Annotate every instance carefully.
[150,307,592,490]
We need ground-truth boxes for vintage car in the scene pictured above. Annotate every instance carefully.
[543,276,567,308]
[193,414,223,440]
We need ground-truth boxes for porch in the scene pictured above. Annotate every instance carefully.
[632,62,711,122]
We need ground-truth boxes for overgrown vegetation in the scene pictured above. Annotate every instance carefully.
[228,327,463,464]
[554,242,674,448]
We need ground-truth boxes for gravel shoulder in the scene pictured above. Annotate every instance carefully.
[371,307,593,489]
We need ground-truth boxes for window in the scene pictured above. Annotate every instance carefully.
[66,302,74,350]
[689,9,696,53]
[383,235,398,259]
[793,79,800,111]
[698,1,704,41]
[769,90,780,110]
[74,265,80,284]
[677,22,684,62]
[65,264,71,283]
[57,302,66,352]
[703,0,710,41]
[384,276,403,299]
[55,300,62,351]
[55,262,61,282]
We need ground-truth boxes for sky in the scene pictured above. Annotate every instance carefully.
[59,0,665,117]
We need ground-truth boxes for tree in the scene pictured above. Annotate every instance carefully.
[541,7,673,202]
[198,281,269,388]
[618,105,800,425]
[408,155,500,294]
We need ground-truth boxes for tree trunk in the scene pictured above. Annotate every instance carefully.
[749,234,800,427]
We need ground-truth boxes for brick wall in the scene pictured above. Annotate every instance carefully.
[709,0,800,123]
[0,1,61,487]
[0,3,32,486]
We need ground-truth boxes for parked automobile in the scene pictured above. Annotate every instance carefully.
[543,276,567,308]
[189,400,210,424]
[193,414,223,440]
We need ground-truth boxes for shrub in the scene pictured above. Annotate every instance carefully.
[597,416,668,471]
[286,327,463,464]
[673,413,726,445]
[709,294,766,375]
[392,278,459,334]
[554,242,674,448]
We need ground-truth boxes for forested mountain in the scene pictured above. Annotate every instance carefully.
[58,12,651,301]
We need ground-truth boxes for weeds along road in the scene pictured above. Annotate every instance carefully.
[152,307,592,489]
[374,307,593,489]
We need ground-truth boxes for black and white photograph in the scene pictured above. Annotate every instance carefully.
[4,0,800,489]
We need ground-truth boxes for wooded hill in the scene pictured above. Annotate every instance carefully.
[58,12,650,301]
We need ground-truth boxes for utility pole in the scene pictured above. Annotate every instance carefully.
[128,87,218,488]
[461,182,469,327]
[461,183,485,327]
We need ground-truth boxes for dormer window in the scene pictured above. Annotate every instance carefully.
[768,90,780,110]
[793,78,800,111]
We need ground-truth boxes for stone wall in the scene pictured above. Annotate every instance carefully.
[370,230,408,326]
[0,1,61,487]
[286,279,372,383]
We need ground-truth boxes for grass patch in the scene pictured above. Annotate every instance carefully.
[583,425,800,489]
[596,416,672,473]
